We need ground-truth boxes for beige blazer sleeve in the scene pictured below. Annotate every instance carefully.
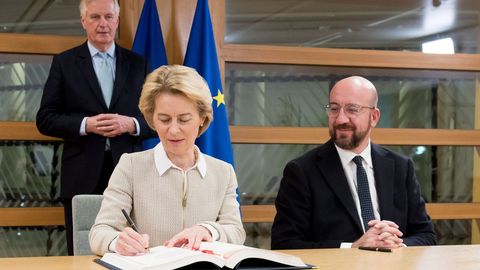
[203,163,246,244]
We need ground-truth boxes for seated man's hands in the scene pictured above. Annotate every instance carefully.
[86,113,136,137]
[116,227,150,256]
[164,225,212,250]
[352,220,404,248]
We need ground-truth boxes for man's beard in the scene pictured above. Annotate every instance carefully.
[330,121,370,150]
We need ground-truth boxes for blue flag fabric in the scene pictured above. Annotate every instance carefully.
[184,0,234,166]
[132,0,168,149]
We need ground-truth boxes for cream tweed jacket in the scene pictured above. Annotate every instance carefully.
[89,145,245,255]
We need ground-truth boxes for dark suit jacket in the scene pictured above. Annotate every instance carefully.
[36,42,154,199]
[271,140,436,249]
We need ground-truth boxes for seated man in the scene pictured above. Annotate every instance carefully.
[271,76,436,249]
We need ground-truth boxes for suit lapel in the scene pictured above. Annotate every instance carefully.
[371,144,394,221]
[76,42,108,109]
[317,141,363,232]
[110,45,129,109]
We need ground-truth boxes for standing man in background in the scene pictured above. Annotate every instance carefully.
[271,76,436,249]
[36,0,153,255]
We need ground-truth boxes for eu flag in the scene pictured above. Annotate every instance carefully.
[184,0,234,166]
[132,0,168,149]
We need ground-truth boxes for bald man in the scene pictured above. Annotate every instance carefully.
[271,76,436,249]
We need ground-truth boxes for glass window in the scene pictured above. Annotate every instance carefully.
[0,54,52,122]
[234,144,472,205]
[225,0,480,54]
[0,0,83,36]
[0,227,66,256]
[0,142,62,206]
[0,141,66,256]
[225,63,478,130]
[244,222,273,249]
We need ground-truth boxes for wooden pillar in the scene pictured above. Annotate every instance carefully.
[118,0,143,48]
[473,79,480,244]
[118,0,220,66]
[211,0,226,85]
[167,0,195,64]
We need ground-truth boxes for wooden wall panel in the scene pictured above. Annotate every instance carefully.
[0,33,84,55]
[2,122,480,146]
[221,44,480,72]
[2,203,479,226]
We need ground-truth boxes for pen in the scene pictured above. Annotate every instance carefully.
[121,209,149,252]
[121,209,140,232]
[358,246,392,253]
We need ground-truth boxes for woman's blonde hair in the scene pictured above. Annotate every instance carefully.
[139,65,213,137]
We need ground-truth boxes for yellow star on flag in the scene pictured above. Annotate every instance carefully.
[213,89,225,107]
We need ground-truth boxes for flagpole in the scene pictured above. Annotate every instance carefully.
[132,0,168,149]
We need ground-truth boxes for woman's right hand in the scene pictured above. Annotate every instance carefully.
[116,227,150,256]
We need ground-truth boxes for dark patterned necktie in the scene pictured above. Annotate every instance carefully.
[352,155,375,232]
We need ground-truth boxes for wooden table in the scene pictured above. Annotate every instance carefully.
[1,245,479,270]
[0,255,103,270]
[283,245,480,270]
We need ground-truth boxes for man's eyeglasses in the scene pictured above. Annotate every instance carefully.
[324,103,375,117]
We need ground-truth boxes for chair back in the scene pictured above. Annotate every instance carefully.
[72,194,103,255]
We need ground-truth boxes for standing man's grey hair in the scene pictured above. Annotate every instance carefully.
[79,0,120,18]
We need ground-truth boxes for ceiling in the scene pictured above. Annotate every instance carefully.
[225,0,480,53]
[0,0,83,35]
[1,0,479,53]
